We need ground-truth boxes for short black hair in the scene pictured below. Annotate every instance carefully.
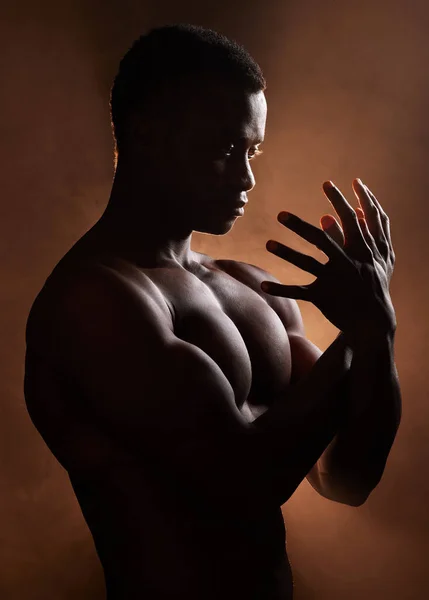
[110,24,266,156]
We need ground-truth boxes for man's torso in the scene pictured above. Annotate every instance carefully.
[24,226,295,598]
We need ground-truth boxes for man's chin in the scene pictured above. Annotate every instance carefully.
[194,216,238,236]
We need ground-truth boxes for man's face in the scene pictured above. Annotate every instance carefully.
[154,81,267,235]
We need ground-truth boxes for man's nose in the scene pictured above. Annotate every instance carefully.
[230,157,256,193]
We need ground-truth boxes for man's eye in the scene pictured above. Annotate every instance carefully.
[212,144,263,160]
[248,147,263,160]
[216,144,262,160]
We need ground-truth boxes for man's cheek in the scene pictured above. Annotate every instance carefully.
[188,160,226,189]
[212,159,227,177]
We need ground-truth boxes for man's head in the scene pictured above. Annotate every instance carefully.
[110,24,267,235]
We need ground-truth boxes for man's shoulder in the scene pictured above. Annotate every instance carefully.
[214,258,280,285]
[25,261,106,352]
[25,260,177,385]
[25,259,159,350]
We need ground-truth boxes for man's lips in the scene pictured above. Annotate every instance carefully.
[225,198,248,210]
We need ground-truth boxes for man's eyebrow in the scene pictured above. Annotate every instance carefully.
[237,136,264,145]
[215,128,264,145]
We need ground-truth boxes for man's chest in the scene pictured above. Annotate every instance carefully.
[144,262,293,415]
[25,255,294,477]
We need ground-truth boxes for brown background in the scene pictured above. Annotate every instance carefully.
[1,0,428,598]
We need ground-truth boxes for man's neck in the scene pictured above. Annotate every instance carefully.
[94,170,196,269]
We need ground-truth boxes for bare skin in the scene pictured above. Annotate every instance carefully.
[25,249,297,599]
[24,80,400,599]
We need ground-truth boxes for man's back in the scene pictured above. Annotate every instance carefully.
[24,232,296,599]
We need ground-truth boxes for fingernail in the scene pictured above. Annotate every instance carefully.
[261,282,270,292]
[323,181,336,191]
[278,211,291,222]
[266,240,278,251]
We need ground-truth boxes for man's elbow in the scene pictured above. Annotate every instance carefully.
[311,472,380,507]
[319,485,371,507]
[339,488,372,507]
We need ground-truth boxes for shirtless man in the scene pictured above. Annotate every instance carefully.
[23,24,401,600]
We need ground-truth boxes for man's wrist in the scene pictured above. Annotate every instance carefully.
[343,327,396,351]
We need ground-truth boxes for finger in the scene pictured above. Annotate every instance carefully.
[363,183,387,216]
[355,207,370,230]
[320,214,344,247]
[363,184,393,250]
[277,211,346,261]
[357,217,377,253]
[322,181,368,252]
[355,208,373,248]
[352,179,386,247]
[266,240,325,277]
[261,281,311,300]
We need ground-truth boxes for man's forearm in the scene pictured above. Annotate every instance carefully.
[250,330,354,505]
[315,330,402,503]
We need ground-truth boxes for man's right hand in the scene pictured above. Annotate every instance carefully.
[260,179,397,342]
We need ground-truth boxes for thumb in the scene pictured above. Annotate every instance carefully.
[320,214,344,247]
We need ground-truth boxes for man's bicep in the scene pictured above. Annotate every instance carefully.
[288,333,323,384]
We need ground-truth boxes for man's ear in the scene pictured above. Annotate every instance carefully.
[126,110,169,157]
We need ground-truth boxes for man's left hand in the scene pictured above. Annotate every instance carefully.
[320,179,395,287]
